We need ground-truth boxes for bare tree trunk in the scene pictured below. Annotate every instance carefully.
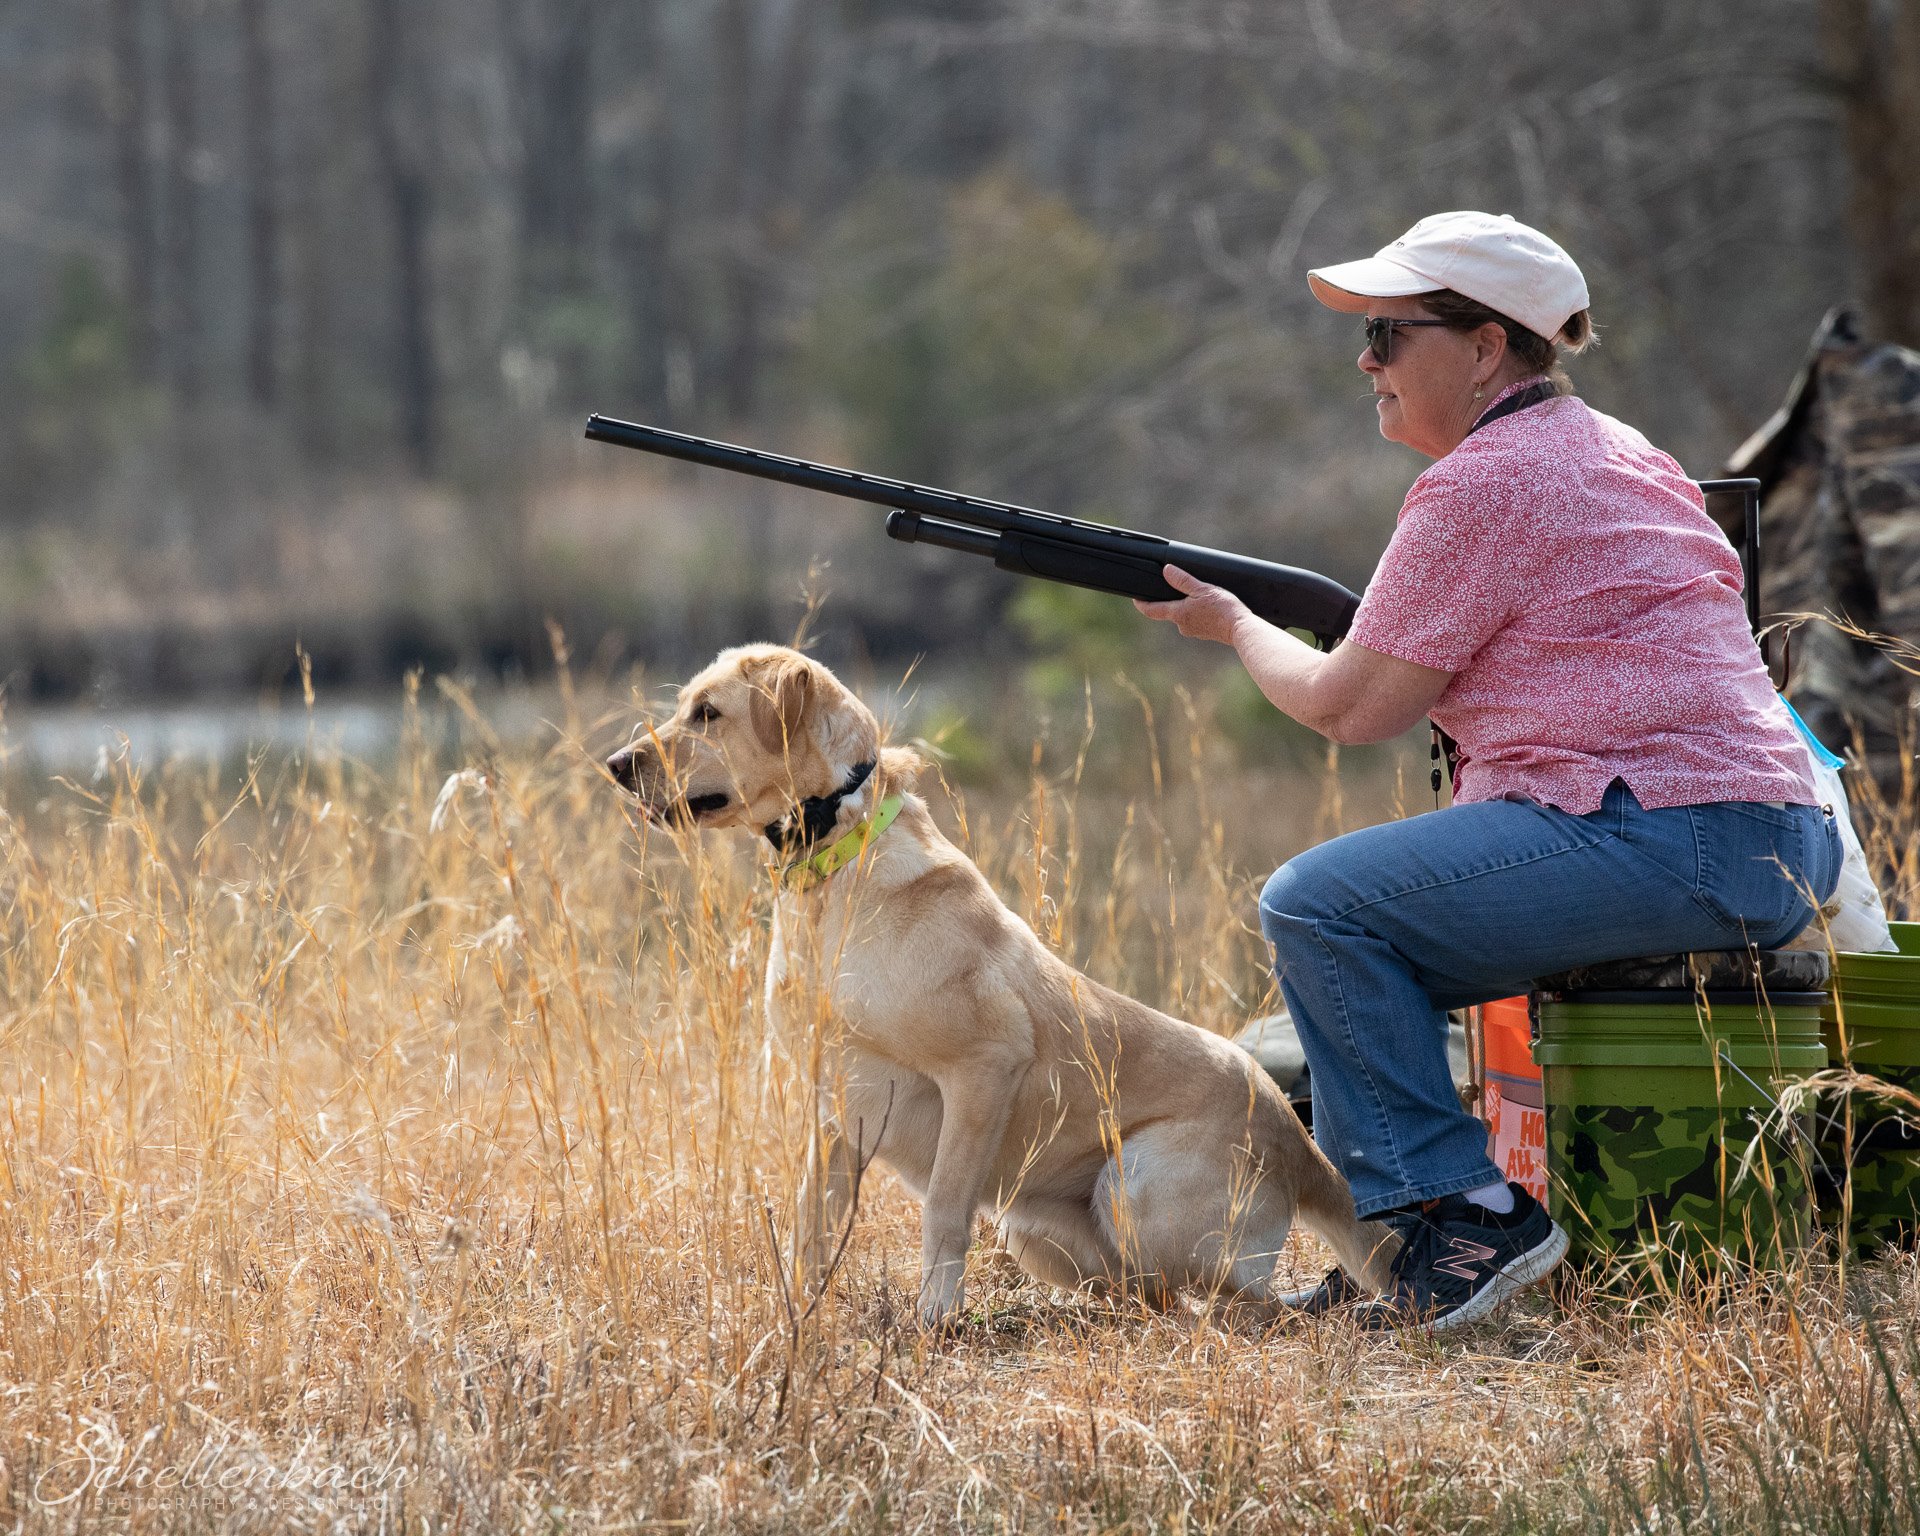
[289,6,339,462]
[107,0,158,381]
[619,1,674,421]
[711,0,758,424]
[240,0,280,409]
[708,0,823,428]
[502,0,599,399]
[506,0,597,292]
[761,0,821,264]
[1823,0,1920,347]
[161,0,202,405]
[367,0,439,474]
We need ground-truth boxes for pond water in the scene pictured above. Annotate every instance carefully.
[0,692,568,777]
[0,676,940,778]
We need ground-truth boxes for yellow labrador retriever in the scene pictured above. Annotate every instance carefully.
[608,644,1396,1326]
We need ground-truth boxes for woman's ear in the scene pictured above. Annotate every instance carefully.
[749,654,816,755]
[1474,320,1510,384]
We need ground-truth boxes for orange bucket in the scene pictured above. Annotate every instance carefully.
[1480,996,1547,1204]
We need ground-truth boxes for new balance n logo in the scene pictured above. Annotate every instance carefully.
[1433,1235,1498,1282]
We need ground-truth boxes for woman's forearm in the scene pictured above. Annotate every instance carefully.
[1230,613,1453,745]
[1133,563,1453,743]
[1229,613,1348,737]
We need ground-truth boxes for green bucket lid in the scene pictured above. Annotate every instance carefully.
[1826,925,1920,1060]
[1537,995,1826,1073]
[1822,998,1920,1068]
[1539,995,1823,1037]
[1830,942,1920,991]
[1536,1038,1829,1071]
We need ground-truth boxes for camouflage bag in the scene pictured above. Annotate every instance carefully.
[1724,309,1920,789]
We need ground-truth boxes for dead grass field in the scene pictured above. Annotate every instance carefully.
[0,668,1916,1534]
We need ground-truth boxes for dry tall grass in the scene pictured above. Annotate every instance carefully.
[0,668,1915,1534]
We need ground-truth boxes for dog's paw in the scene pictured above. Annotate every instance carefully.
[916,1280,966,1334]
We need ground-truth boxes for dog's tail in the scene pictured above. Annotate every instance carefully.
[1290,1134,1401,1294]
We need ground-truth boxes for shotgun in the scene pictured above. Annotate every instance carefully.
[583,414,1362,648]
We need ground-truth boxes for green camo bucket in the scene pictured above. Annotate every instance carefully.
[1820,921,1920,1255]
[1536,991,1827,1268]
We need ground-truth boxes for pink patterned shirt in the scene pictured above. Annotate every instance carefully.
[1347,379,1816,813]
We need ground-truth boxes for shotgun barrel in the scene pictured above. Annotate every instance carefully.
[584,413,1361,646]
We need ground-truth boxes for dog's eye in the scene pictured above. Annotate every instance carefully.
[691,701,720,724]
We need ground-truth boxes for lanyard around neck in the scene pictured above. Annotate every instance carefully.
[1468,380,1557,436]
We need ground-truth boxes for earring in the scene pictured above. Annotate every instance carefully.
[1473,388,1485,401]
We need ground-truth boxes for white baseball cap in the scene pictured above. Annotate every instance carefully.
[1308,211,1589,343]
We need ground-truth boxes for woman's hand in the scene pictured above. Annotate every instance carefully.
[1132,564,1250,645]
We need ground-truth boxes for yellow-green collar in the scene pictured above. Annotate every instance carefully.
[780,794,905,889]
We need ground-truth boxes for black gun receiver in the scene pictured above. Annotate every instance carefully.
[583,414,1362,648]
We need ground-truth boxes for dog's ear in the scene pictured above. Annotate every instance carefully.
[749,653,816,755]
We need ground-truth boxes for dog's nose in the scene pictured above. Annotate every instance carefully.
[605,746,643,792]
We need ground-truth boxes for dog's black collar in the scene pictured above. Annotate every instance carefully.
[763,759,876,856]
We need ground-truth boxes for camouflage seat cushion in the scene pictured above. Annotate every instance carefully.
[1535,948,1830,995]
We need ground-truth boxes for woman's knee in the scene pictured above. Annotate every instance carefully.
[1260,858,1332,945]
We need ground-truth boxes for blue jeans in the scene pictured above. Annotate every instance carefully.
[1258,782,1843,1217]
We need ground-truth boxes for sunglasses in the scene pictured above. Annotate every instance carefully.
[1364,316,1450,365]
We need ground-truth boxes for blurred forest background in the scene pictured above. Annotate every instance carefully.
[1,0,1917,709]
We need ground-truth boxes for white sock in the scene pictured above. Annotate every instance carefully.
[1463,1179,1515,1215]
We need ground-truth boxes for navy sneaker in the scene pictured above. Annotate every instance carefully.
[1355,1183,1568,1332]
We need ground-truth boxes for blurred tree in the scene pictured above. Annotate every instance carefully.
[941,174,1173,443]
[0,0,1885,695]
[708,0,823,426]
[1823,0,1920,347]
[503,0,600,404]
[161,0,202,405]
[15,257,138,511]
[106,0,158,382]
[366,0,440,473]
[287,0,343,461]
[1009,582,1154,707]
[711,0,756,423]
[606,0,678,422]
[808,171,1174,484]
[240,0,280,409]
